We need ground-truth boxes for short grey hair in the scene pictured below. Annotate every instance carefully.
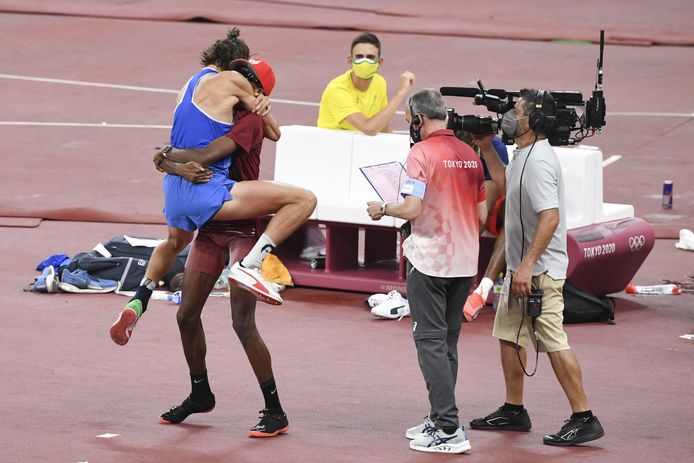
[408,88,447,121]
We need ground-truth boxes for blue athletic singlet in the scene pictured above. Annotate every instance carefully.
[163,67,237,232]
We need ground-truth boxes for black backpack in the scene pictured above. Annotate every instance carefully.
[562,279,615,324]
[61,236,189,291]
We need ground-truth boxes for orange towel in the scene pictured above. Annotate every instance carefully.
[260,253,294,287]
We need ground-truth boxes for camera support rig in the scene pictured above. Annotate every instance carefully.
[441,30,607,146]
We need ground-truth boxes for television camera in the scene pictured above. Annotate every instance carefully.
[441,30,607,146]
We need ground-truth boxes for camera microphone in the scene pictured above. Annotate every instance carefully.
[440,86,481,98]
[585,30,607,131]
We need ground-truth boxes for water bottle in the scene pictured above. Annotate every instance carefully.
[151,290,182,304]
[625,283,681,295]
[167,290,182,304]
[492,272,504,309]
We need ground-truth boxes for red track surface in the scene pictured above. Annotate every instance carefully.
[1,2,693,462]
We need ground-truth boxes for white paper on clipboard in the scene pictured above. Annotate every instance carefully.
[359,161,406,203]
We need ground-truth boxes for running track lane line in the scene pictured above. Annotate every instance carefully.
[2,73,694,118]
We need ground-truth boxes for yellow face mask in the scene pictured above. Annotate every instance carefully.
[351,57,379,80]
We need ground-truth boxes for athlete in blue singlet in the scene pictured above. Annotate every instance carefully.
[163,66,237,232]
[110,32,316,348]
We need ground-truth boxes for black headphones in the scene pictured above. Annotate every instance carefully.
[411,105,422,127]
[528,89,556,134]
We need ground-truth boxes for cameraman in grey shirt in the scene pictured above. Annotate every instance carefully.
[469,89,604,446]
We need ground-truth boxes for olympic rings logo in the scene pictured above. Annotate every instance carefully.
[629,235,646,252]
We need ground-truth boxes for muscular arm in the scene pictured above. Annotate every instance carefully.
[346,97,403,136]
[197,71,271,122]
[511,208,560,297]
[156,158,213,183]
[477,200,488,230]
[346,71,414,136]
[262,113,281,141]
[473,133,506,192]
[162,137,239,167]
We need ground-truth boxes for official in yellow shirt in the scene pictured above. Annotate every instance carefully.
[317,70,388,131]
[317,32,414,136]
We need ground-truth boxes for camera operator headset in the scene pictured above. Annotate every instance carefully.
[504,89,556,377]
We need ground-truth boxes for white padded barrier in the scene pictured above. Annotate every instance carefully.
[276,126,632,230]
[505,144,633,230]
[553,145,600,229]
[274,126,407,227]
[274,125,353,221]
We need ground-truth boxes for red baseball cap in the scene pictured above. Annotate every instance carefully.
[229,56,276,96]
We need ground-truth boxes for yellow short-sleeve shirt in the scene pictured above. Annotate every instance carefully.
[317,70,388,131]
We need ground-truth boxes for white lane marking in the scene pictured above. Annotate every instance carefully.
[96,433,120,438]
[0,121,170,129]
[0,73,177,94]
[2,73,693,117]
[608,111,694,117]
[0,73,318,106]
[602,154,622,167]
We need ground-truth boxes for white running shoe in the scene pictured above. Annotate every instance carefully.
[371,298,410,320]
[406,415,436,440]
[228,262,283,305]
[409,426,471,454]
[367,290,403,308]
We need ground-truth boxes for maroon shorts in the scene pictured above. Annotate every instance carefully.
[185,222,256,277]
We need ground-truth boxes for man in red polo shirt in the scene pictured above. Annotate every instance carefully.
[367,88,487,454]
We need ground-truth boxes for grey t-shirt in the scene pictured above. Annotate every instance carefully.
[504,139,568,279]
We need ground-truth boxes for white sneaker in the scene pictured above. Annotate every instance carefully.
[409,426,471,454]
[371,298,410,320]
[675,228,694,251]
[406,415,436,439]
[228,262,283,305]
[367,290,403,308]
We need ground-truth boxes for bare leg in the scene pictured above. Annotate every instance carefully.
[176,267,217,374]
[500,340,526,405]
[484,227,506,281]
[110,226,195,345]
[212,181,316,245]
[146,226,195,282]
[547,349,590,412]
[158,266,217,424]
[230,284,274,382]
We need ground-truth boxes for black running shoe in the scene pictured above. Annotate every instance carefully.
[469,407,532,432]
[160,394,215,424]
[248,409,289,437]
[543,416,605,446]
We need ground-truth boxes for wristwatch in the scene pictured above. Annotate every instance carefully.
[161,145,173,158]
[379,202,390,215]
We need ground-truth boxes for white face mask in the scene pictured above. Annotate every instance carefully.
[500,109,528,138]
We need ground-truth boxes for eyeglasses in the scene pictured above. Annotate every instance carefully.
[352,56,378,65]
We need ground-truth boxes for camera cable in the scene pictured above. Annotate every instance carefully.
[515,134,541,377]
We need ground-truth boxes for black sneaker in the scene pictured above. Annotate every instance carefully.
[469,407,532,432]
[159,394,215,424]
[543,416,605,446]
[248,409,289,437]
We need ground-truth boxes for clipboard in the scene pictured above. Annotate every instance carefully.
[359,161,406,203]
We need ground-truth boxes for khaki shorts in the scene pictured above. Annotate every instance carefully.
[492,273,570,353]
